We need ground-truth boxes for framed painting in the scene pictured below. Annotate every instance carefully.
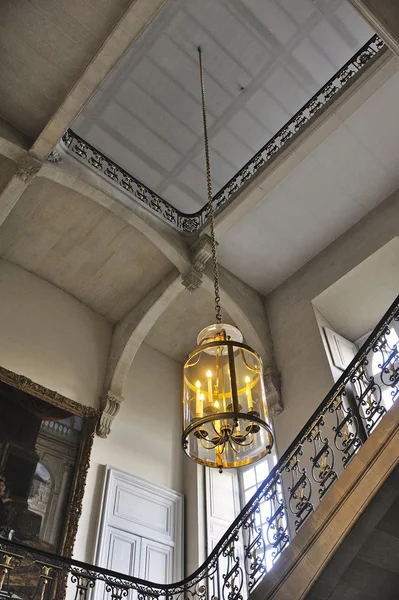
[0,365,99,561]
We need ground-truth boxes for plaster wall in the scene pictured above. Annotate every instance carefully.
[0,259,111,407]
[73,343,184,563]
[266,187,399,454]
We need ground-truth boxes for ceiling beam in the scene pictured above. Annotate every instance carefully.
[29,0,168,162]
[0,118,30,163]
[98,268,183,437]
[348,0,399,55]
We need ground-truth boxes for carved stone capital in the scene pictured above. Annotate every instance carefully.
[47,149,62,164]
[191,234,213,272]
[181,235,213,291]
[263,367,283,417]
[181,266,203,291]
[96,392,124,438]
[15,155,42,184]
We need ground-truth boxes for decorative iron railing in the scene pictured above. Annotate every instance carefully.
[60,35,386,234]
[1,296,398,600]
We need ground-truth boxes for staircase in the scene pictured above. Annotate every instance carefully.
[0,296,398,600]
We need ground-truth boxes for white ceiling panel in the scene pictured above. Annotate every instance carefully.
[73,0,373,213]
[217,70,399,294]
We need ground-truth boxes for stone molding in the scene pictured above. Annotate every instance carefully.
[347,1,399,56]
[182,234,213,291]
[263,367,283,416]
[97,391,124,438]
[191,234,213,271]
[15,154,42,184]
[47,149,62,164]
[181,266,203,291]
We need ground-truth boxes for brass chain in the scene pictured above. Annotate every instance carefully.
[198,46,223,324]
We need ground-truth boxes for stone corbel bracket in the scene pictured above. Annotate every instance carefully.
[96,391,124,438]
[15,154,42,184]
[263,366,283,416]
[46,148,63,164]
[182,234,213,291]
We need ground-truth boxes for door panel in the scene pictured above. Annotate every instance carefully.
[324,327,358,371]
[140,538,174,584]
[95,468,183,584]
[206,468,240,553]
[106,528,141,577]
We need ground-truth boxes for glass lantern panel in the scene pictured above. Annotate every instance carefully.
[183,338,273,470]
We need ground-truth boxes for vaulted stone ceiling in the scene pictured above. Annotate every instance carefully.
[0,0,132,140]
[0,0,398,372]
[0,177,173,323]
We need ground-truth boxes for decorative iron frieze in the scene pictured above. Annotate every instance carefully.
[61,130,201,233]
[60,35,385,234]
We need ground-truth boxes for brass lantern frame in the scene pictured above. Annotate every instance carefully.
[182,336,274,470]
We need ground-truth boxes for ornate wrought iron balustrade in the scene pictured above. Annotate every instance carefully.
[60,35,385,234]
[1,295,398,600]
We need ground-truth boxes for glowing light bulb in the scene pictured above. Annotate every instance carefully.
[206,370,213,405]
[245,376,253,411]
[195,380,202,417]
[214,400,219,409]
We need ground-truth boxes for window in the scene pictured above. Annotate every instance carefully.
[371,326,399,412]
[239,450,283,573]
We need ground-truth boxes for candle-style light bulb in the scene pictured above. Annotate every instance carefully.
[216,446,223,472]
[206,370,213,405]
[195,380,202,417]
[199,393,204,418]
[245,376,253,411]
[213,395,221,437]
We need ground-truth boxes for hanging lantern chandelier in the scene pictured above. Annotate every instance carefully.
[182,48,274,472]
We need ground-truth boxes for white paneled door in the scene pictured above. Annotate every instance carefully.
[95,468,183,588]
[139,538,174,583]
[205,467,240,553]
[106,529,141,578]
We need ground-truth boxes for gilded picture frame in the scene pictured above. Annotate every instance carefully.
[0,365,99,558]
